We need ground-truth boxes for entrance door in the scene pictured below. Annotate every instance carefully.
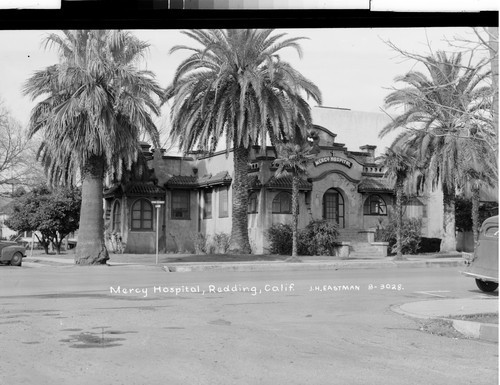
[323,189,345,228]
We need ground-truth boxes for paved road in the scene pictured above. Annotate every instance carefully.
[0,265,497,385]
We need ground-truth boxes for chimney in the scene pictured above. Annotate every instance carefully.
[360,145,376,161]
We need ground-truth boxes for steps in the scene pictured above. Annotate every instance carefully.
[337,228,367,243]
[349,242,386,259]
[337,228,387,259]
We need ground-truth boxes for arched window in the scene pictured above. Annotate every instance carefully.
[363,195,387,216]
[112,200,121,232]
[248,191,258,213]
[272,192,292,214]
[323,188,345,228]
[131,199,153,230]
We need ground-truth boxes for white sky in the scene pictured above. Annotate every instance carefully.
[0,27,491,151]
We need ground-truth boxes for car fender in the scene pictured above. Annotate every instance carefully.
[0,245,26,262]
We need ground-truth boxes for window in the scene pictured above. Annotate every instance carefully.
[323,189,344,227]
[112,200,121,232]
[272,192,292,214]
[248,192,258,213]
[219,187,229,218]
[484,225,499,238]
[131,199,153,230]
[363,195,387,215]
[203,190,212,219]
[171,190,190,219]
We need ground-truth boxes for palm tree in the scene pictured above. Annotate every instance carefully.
[23,30,163,265]
[273,131,318,260]
[165,29,322,254]
[456,130,497,246]
[377,144,416,260]
[380,51,493,252]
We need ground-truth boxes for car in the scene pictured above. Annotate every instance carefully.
[462,215,499,292]
[0,240,26,267]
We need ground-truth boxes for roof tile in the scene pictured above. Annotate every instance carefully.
[358,178,394,193]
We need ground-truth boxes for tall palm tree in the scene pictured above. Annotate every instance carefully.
[380,51,493,252]
[273,130,318,260]
[377,144,417,260]
[23,30,163,265]
[165,29,322,254]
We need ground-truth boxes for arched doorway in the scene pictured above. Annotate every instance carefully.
[323,188,345,228]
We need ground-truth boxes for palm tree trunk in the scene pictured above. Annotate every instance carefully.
[228,142,252,254]
[488,27,498,163]
[289,173,300,261]
[440,187,457,253]
[471,186,480,249]
[394,180,405,260]
[75,155,109,265]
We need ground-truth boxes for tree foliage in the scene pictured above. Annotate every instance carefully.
[166,29,322,254]
[5,186,81,254]
[0,100,45,192]
[381,50,495,252]
[23,30,163,264]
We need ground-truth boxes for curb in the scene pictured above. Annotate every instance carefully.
[449,319,498,342]
[392,304,498,343]
[22,256,463,272]
[164,258,463,273]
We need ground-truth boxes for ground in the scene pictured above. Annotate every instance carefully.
[0,263,497,385]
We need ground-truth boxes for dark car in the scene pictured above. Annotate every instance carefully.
[462,216,499,292]
[0,240,26,266]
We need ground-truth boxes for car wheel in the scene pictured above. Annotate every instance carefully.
[475,279,499,293]
[10,252,23,267]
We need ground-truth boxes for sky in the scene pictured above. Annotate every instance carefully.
[0,27,491,152]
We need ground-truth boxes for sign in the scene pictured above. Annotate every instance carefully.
[151,201,165,205]
[313,156,352,168]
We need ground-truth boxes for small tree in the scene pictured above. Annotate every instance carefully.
[5,186,81,254]
[377,144,417,260]
[273,131,318,261]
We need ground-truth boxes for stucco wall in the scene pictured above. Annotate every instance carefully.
[164,190,199,253]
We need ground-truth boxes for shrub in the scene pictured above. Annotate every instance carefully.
[211,232,231,254]
[267,220,339,256]
[191,232,207,254]
[377,218,422,255]
[267,223,293,255]
[301,220,339,256]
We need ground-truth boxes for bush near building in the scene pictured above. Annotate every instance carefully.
[267,220,339,256]
[376,218,422,255]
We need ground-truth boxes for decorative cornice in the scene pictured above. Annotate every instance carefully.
[308,170,360,184]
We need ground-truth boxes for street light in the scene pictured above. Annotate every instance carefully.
[151,200,165,265]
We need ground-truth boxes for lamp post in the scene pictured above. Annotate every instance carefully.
[151,201,165,265]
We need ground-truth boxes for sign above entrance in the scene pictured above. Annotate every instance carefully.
[313,156,352,168]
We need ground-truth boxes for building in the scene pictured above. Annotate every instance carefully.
[104,106,443,255]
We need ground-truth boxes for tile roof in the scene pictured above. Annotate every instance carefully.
[165,175,198,188]
[358,177,394,193]
[104,183,165,197]
[265,175,312,190]
[125,182,165,196]
[165,172,232,189]
[197,171,232,188]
